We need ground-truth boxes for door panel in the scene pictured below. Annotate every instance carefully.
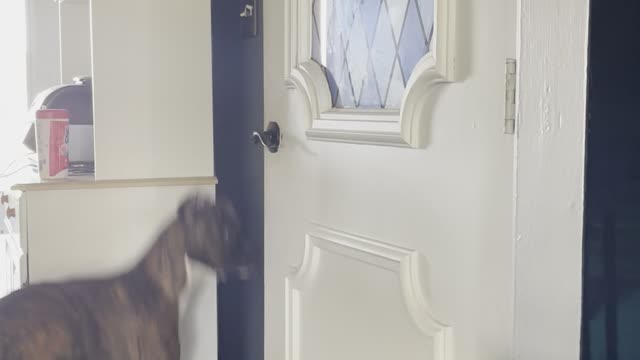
[286,226,451,360]
[265,0,516,359]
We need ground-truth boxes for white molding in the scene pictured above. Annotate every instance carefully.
[284,0,457,148]
[56,0,90,4]
[285,225,453,360]
[514,0,588,358]
[12,176,218,192]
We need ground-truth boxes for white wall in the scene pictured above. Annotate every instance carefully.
[25,0,61,103]
[59,0,92,83]
[514,0,589,359]
[26,0,92,101]
[0,0,30,169]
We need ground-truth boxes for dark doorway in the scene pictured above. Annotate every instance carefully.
[211,1,264,360]
[581,1,640,359]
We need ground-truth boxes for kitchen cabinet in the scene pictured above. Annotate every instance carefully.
[17,0,217,278]
[12,0,219,357]
[27,0,214,180]
[13,178,216,283]
[11,178,219,359]
[90,0,214,180]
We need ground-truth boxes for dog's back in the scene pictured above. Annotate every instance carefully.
[0,271,180,360]
[0,281,104,359]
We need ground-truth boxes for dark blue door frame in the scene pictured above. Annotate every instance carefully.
[581,1,640,358]
[212,1,264,359]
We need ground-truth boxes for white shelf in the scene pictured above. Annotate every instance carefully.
[12,176,217,192]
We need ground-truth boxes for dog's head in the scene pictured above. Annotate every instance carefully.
[177,193,252,280]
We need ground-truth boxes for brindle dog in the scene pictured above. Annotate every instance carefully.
[0,193,249,360]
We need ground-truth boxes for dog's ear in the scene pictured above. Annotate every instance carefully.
[177,195,201,228]
[215,194,253,280]
[214,194,240,231]
[178,193,220,229]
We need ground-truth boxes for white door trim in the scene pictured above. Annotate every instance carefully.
[514,0,589,358]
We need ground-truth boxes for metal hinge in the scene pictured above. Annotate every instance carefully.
[504,58,517,135]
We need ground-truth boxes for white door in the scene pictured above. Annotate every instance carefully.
[263,0,517,359]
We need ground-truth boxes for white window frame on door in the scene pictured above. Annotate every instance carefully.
[514,0,589,359]
[284,0,457,148]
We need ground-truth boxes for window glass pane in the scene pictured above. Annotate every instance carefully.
[311,0,434,109]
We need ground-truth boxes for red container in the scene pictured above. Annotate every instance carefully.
[35,109,69,179]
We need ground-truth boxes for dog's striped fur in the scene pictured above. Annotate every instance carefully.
[0,194,246,360]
